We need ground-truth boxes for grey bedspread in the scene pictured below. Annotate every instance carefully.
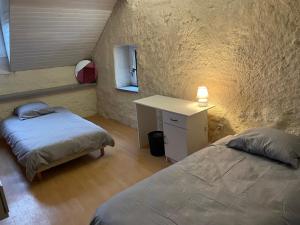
[0,107,114,181]
[91,137,300,225]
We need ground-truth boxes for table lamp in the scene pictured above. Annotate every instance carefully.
[197,86,208,107]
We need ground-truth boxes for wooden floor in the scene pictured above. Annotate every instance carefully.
[0,116,170,225]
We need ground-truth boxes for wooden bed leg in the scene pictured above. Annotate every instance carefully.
[36,172,42,181]
[99,148,105,158]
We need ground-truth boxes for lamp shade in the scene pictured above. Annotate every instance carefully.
[197,86,208,106]
[197,86,208,98]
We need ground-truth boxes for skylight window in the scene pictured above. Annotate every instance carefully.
[0,29,6,57]
[0,0,10,74]
[1,21,9,60]
[0,26,9,74]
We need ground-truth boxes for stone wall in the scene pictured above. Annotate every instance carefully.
[93,0,300,141]
[0,66,97,119]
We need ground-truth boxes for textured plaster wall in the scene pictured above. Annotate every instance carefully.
[0,66,97,119]
[94,0,300,141]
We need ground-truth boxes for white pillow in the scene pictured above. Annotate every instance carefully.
[14,102,54,120]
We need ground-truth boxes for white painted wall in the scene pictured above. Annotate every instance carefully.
[0,67,76,94]
[0,66,97,119]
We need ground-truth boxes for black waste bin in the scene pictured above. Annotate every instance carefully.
[148,131,165,157]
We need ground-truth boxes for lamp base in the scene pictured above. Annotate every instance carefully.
[198,99,208,107]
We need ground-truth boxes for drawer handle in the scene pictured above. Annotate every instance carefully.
[170,118,178,122]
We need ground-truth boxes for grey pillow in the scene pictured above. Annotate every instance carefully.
[14,102,54,120]
[227,127,300,168]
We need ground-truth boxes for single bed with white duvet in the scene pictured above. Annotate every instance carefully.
[90,128,300,225]
[0,104,114,181]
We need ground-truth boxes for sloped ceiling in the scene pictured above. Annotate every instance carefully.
[10,0,117,71]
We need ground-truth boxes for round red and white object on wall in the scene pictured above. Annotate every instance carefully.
[75,60,98,84]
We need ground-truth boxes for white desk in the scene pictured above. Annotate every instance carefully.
[134,95,214,161]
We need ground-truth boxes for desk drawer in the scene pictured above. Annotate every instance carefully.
[163,111,187,129]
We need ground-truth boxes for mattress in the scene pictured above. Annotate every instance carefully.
[90,136,300,225]
[0,107,114,181]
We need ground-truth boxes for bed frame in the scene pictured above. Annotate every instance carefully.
[35,148,105,181]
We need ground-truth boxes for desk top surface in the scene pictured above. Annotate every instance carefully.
[134,95,214,116]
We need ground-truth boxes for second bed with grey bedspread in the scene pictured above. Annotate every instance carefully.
[91,137,300,225]
[0,107,114,181]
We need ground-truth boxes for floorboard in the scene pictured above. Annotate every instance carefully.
[0,116,170,225]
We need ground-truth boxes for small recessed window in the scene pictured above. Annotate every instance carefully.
[114,45,139,93]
